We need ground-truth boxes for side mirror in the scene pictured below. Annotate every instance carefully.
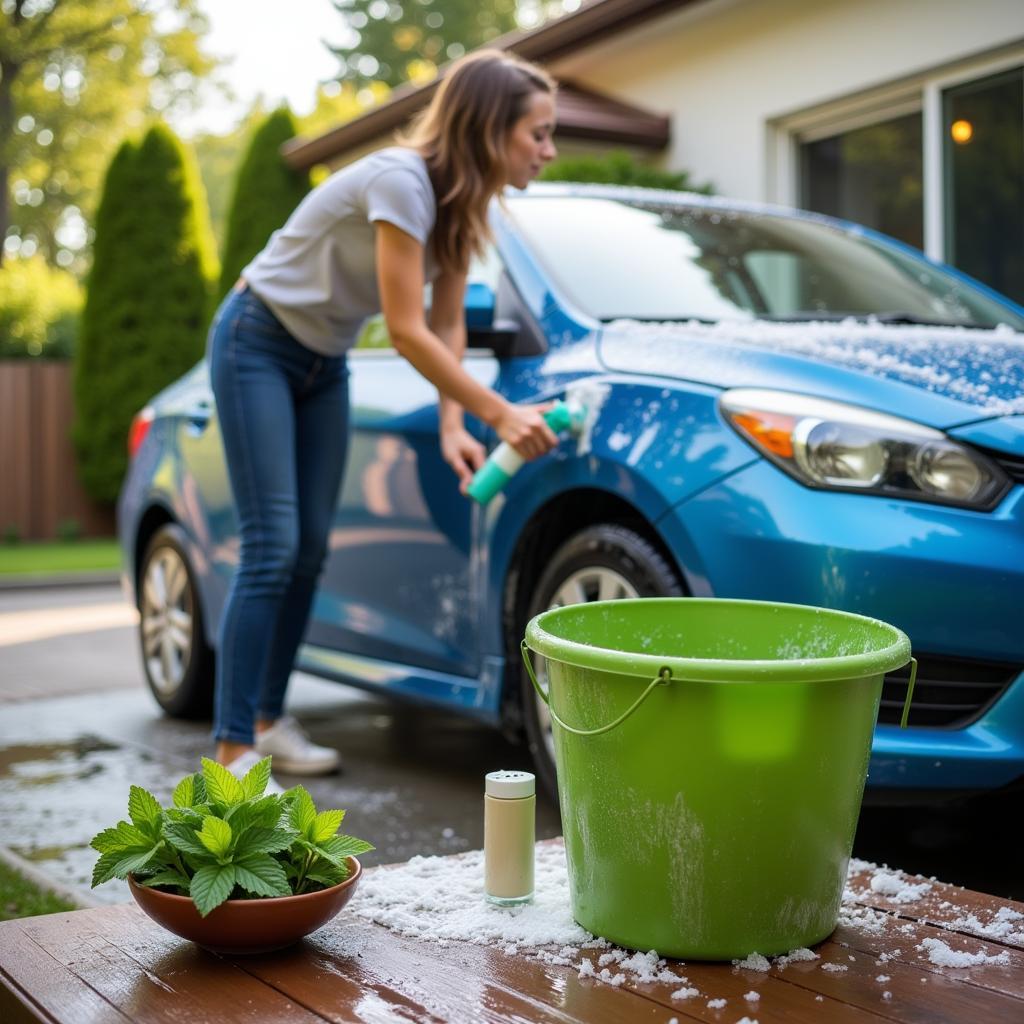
[464,281,495,328]
[467,319,520,357]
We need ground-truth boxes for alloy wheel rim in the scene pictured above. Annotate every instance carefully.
[533,566,639,765]
[141,547,193,696]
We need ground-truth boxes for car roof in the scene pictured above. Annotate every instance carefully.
[508,181,856,234]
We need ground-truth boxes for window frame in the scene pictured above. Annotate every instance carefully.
[770,47,1024,264]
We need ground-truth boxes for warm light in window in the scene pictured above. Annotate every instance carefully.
[950,119,974,144]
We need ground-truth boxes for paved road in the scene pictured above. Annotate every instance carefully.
[0,583,1020,904]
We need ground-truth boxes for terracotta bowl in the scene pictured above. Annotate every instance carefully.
[128,856,362,954]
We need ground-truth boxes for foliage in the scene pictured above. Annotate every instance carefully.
[0,860,75,922]
[218,107,311,300]
[0,538,120,575]
[191,102,271,251]
[329,0,518,89]
[90,757,374,917]
[540,150,714,194]
[0,0,217,270]
[73,122,218,504]
[0,255,82,359]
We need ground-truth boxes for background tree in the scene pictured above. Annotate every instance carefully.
[73,123,218,504]
[329,0,518,89]
[0,0,216,270]
[217,107,312,299]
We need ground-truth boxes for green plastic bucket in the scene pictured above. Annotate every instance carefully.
[523,597,916,960]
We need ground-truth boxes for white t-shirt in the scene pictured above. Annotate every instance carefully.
[242,146,439,356]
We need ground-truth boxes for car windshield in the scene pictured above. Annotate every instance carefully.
[506,195,1024,330]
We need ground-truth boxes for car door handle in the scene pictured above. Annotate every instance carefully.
[184,402,212,434]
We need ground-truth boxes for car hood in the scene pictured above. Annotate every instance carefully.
[598,319,1024,432]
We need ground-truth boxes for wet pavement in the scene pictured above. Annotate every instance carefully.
[0,584,1020,906]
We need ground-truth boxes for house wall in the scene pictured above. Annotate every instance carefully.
[551,0,1024,202]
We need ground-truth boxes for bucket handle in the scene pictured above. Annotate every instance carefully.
[900,657,918,729]
[521,640,671,737]
[523,643,919,734]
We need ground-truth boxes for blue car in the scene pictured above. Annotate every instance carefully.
[118,183,1024,801]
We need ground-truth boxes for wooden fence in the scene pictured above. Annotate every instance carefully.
[0,361,115,541]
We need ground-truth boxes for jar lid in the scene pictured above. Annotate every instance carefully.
[485,769,535,798]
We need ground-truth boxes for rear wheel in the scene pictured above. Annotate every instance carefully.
[519,524,684,800]
[138,523,214,718]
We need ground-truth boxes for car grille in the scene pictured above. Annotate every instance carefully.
[880,655,1022,729]
[980,447,1024,485]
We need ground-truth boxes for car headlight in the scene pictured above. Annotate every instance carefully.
[720,389,1010,510]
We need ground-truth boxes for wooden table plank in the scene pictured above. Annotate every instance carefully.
[232,918,675,1024]
[13,906,325,1024]
[0,919,131,1024]
[4,853,1024,1024]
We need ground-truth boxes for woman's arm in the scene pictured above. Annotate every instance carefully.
[428,264,488,491]
[376,221,557,460]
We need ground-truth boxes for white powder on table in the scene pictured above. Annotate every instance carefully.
[917,937,1011,968]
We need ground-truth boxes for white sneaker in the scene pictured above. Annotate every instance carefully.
[254,716,341,775]
[226,749,285,795]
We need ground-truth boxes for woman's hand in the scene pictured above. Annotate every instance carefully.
[441,422,487,495]
[494,401,560,460]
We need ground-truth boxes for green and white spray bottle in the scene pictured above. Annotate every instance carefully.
[467,397,587,505]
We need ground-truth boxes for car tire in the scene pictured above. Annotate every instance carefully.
[519,524,685,801]
[137,523,215,719]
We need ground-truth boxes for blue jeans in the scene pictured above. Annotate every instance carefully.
[208,286,349,744]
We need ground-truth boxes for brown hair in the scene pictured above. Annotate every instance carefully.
[402,50,555,273]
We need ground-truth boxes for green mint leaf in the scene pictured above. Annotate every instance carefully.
[138,869,191,893]
[239,756,273,799]
[90,822,146,854]
[190,864,237,917]
[238,827,295,856]
[127,786,161,829]
[321,835,375,864]
[164,807,204,828]
[198,817,233,859]
[91,851,123,888]
[313,809,345,843]
[192,774,208,805]
[200,757,245,807]
[288,786,317,839]
[162,822,212,857]
[172,774,195,808]
[305,868,346,887]
[233,853,291,897]
[113,845,161,879]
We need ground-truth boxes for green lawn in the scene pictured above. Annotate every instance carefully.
[0,539,120,576]
[0,860,76,921]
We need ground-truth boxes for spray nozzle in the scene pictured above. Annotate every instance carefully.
[467,398,588,505]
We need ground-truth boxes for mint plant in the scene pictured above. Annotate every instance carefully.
[90,757,373,916]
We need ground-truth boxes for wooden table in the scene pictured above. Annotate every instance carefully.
[2,857,1022,1023]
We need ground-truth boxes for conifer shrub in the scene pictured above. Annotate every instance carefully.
[74,123,219,504]
[217,107,310,299]
[541,149,713,194]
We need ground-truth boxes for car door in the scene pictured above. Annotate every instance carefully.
[304,253,509,683]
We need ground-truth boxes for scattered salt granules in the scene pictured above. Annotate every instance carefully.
[869,869,933,903]
[671,987,699,1000]
[947,907,1024,945]
[706,997,726,1008]
[733,952,770,972]
[774,947,819,968]
[743,990,761,1001]
[736,1018,759,1024]
[917,937,1011,968]
[821,963,848,973]
[351,844,591,948]
[883,991,893,1001]
[876,974,890,983]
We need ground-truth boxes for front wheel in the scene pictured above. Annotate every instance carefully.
[137,523,215,718]
[519,524,684,800]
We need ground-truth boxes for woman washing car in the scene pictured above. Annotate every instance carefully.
[207,50,560,787]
